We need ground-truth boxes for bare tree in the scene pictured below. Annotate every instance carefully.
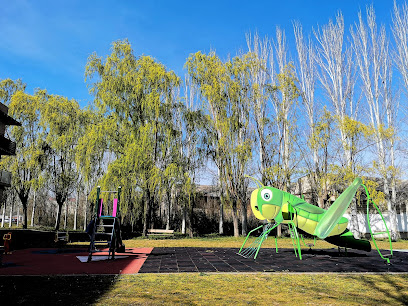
[393,1,408,91]
[294,21,329,207]
[391,0,408,237]
[259,27,300,192]
[273,27,292,191]
[351,6,400,240]
[246,32,271,185]
[314,13,361,236]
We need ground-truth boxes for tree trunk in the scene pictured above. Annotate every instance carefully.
[188,195,194,238]
[83,194,88,231]
[232,199,239,237]
[391,175,400,241]
[386,179,400,241]
[31,191,36,227]
[55,201,63,231]
[17,193,29,229]
[64,202,68,230]
[390,145,400,241]
[1,202,5,228]
[17,205,20,227]
[349,199,360,238]
[142,189,151,237]
[241,199,247,236]
[74,190,79,230]
[131,216,134,233]
[22,204,28,229]
[166,190,171,230]
[219,197,224,235]
[181,201,186,234]
[9,202,13,228]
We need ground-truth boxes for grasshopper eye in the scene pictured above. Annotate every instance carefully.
[261,189,272,202]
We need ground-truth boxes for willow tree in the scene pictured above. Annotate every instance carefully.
[85,40,180,236]
[75,107,106,229]
[40,93,82,231]
[0,83,45,229]
[186,51,253,237]
[172,79,207,236]
[0,78,25,104]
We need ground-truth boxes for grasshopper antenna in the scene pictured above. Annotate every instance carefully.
[244,175,264,188]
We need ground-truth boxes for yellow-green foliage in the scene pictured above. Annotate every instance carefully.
[359,178,386,209]
[84,40,181,227]
[185,51,255,213]
[0,88,45,221]
[4,91,44,190]
[308,106,333,151]
[336,114,373,154]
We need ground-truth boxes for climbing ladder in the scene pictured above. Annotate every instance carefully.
[287,221,302,260]
[238,203,303,260]
[87,186,122,262]
[362,184,393,264]
[238,223,275,259]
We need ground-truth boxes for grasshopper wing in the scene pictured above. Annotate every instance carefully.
[314,178,362,239]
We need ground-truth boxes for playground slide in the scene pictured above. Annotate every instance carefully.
[324,229,372,252]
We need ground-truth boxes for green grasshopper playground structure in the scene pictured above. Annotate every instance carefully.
[239,177,394,263]
[87,186,125,262]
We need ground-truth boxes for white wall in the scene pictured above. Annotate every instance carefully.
[343,213,408,235]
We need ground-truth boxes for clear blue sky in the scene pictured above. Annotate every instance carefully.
[0,0,395,107]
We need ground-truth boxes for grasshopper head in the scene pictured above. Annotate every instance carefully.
[250,186,284,220]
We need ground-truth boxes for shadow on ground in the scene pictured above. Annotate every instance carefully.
[0,275,117,305]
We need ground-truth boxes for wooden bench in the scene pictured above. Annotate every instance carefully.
[147,229,174,237]
[55,231,69,243]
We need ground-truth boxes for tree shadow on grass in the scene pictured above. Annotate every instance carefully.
[304,273,408,304]
[348,274,408,305]
[0,275,118,305]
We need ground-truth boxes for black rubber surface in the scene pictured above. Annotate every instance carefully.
[138,247,408,273]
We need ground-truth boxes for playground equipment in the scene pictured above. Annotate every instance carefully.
[87,186,125,262]
[239,177,393,263]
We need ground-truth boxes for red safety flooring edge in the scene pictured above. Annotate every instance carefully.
[0,247,153,275]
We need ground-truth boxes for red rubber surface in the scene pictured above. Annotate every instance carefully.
[0,248,153,275]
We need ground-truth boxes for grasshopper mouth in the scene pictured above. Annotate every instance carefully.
[251,189,266,220]
[261,204,280,220]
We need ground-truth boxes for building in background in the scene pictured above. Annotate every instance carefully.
[0,102,21,199]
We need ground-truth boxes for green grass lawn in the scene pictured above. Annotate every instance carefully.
[2,273,407,305]
[123,235,407,250]
[2,236,407,305]
[97,273,408,305]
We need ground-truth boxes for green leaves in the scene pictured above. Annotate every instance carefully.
[84,39,182,230]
